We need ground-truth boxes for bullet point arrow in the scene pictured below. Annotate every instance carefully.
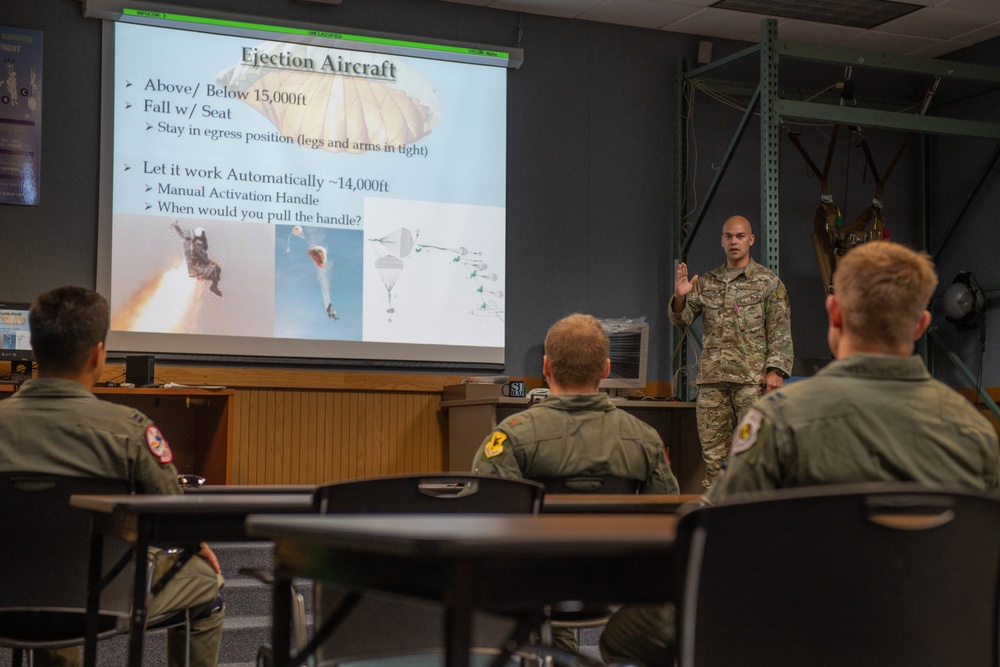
[125,102,132,109]
[124,164,131,171]
[145,184,152,192]
[145,203,152,210]
[146,123,153,130]
[126,80,133,88]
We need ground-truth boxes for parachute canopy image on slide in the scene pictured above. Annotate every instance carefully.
[216,44,440,154]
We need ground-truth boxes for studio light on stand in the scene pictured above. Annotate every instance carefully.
[943,271,986,337]
[942,270,988,396]
[929,270,998,422]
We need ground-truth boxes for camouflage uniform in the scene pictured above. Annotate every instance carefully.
[0,378,224,667]
[710,354,1000,499]
[670,258,792,486]
[471,393,679,494]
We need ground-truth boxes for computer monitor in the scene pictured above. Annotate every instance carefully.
[598,321,649,392]
[0,301,34,382]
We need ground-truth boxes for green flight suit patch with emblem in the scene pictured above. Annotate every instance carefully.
[485,431,507,459]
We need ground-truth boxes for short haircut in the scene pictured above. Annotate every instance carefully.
[544,313,610,388]
[29,286,110,375]
[833,241,938,350]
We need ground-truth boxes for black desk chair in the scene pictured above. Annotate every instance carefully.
[0,473,191,667]
[261,474,553,667]
[674,483,1000,667]
[312,473,544,514]
[531,476,640,652]
[533,475,640,495]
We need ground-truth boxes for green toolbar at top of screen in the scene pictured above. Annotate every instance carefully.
[123,8,510,61]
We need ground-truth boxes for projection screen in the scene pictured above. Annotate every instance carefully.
[89,0,520,367]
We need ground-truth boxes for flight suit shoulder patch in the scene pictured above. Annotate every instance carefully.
[484,431,507,459]
[146,425,173,464]
[731,408,763,456]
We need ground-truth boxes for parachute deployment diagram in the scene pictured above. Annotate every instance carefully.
[374,255,404,318]
[363,197,505,346]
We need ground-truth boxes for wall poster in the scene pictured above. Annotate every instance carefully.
[0,26,42,206]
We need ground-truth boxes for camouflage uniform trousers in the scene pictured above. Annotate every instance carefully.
[696,382,762,488]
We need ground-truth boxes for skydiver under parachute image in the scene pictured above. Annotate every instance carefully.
[286,224,338,320]
[171,219,223,296]
[274,223,364,341]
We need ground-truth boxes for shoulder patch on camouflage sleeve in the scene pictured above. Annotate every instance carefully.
[731,409,763,455]
[484,431,507,459]
[774,281,790,310]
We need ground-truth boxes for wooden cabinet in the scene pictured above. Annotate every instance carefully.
[441,397,704,493]
[0,386,235,484]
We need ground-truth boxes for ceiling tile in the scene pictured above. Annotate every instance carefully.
[939,0,1000,15]
[776,18,867,45]
[485,0,605,18]
[907,38,975,56]
[843,29,940,53]
[876,6,1000,39]
[435,0,1000,54]
[580,0,703,29]
[952,20,1000,42]
[664,7,775,40]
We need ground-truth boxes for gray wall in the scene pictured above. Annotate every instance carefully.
[921,38,1000,392]
[0,0,996,390]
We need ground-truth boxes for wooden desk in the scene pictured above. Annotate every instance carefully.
[542,493,702,513]
[0,385,234,483]
[246,513,677,667]
[71,493,315,667]
[442,397,703,493]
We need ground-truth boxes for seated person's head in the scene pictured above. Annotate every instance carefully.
[30,286,110,378]
[830,241,937,356]
[543,313,610,393]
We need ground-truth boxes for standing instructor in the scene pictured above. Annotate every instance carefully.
[670,215,793,488]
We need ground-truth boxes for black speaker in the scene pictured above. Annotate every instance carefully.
[125,355,155,387]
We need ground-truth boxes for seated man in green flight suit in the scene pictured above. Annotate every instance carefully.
[0,286,225,667]
[601,241,1000,666]
[472,312,679,655]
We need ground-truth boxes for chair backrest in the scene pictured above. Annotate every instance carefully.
[532,475,640,495]
[0,473,136,648]
[313,473,544,515]
[674,484,1000,667]
[312,474,543,665]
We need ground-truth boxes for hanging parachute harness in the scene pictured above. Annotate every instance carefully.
[787,123,911,294]
[786,69,913,294]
